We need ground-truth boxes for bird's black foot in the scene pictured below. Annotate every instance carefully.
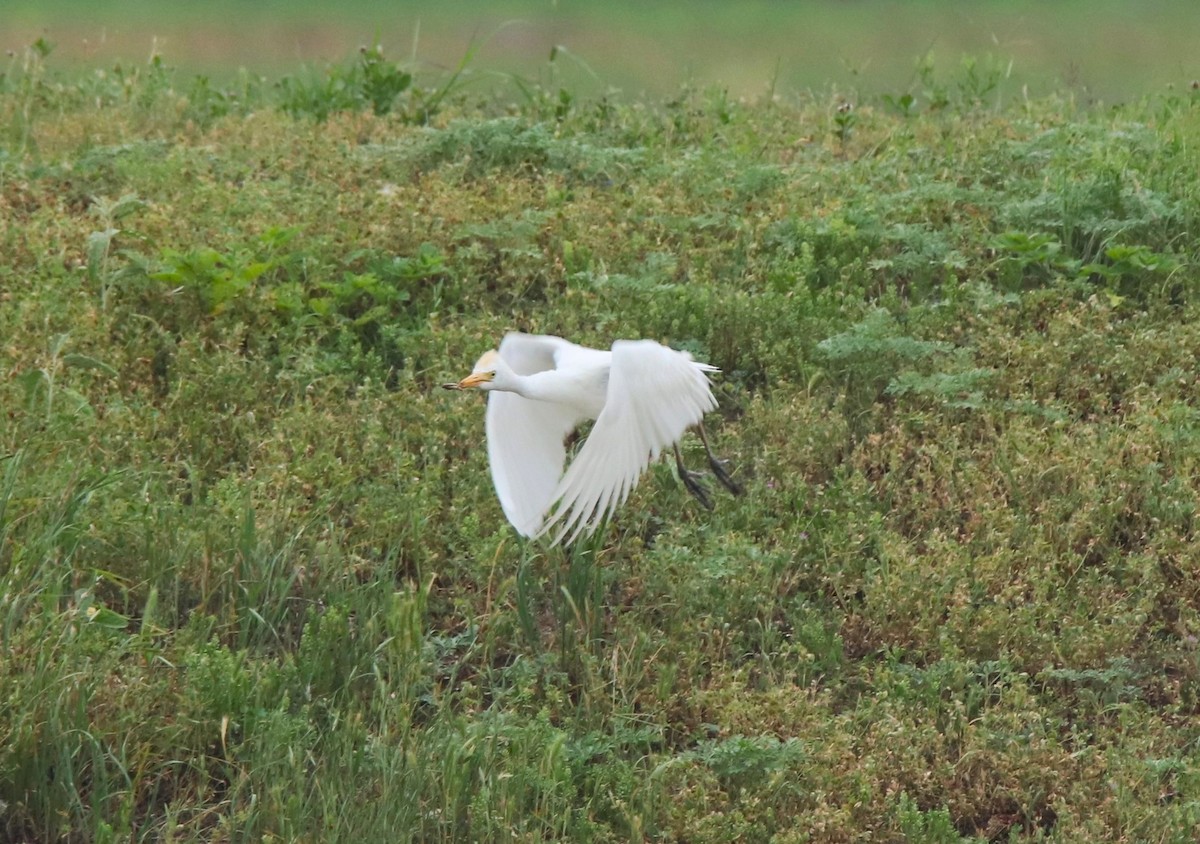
[679,468,714,510]
[695,421,742,497]
[707,455,743,496]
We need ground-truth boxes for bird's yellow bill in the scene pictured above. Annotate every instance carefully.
[445,372,493,390]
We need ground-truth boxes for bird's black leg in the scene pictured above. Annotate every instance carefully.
[674,443,713,510]
[697,421,743,496]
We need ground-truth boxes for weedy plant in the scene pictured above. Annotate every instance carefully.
[2,39,1200,842]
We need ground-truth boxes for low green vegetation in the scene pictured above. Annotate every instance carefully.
[8,0,1200,101]
[3,42,1200,842]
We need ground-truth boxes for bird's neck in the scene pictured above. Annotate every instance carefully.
[502,370,603,420]
[506,371,558,403]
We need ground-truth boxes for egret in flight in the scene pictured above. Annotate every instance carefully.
[444,332,741,546]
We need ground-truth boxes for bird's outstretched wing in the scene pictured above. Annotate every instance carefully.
[486,333,597,536]
[537,339,718,545]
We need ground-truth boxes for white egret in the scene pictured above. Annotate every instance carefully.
[444,332,740,545]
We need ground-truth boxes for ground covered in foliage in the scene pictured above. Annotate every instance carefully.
[3,46,1200,842]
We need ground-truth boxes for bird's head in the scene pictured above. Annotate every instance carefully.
[443,349,504,391]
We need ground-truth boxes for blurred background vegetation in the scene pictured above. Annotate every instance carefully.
[7,0,1200,102]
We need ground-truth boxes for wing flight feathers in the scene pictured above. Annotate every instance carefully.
[486,391,577,535]
[536,340,718,545]
[485,334,585,535]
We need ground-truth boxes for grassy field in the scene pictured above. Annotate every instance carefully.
[4,39,1200,843]
[6,0,1200,102]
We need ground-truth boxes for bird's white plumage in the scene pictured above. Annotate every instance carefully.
[484,334,588,536]
[477,332,718,545]
[536,340,717,544]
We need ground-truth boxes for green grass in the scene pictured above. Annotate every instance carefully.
[6,0,1200,102]
[4,41,1200,842]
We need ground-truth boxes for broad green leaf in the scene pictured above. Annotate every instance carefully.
[63,353,119,377]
